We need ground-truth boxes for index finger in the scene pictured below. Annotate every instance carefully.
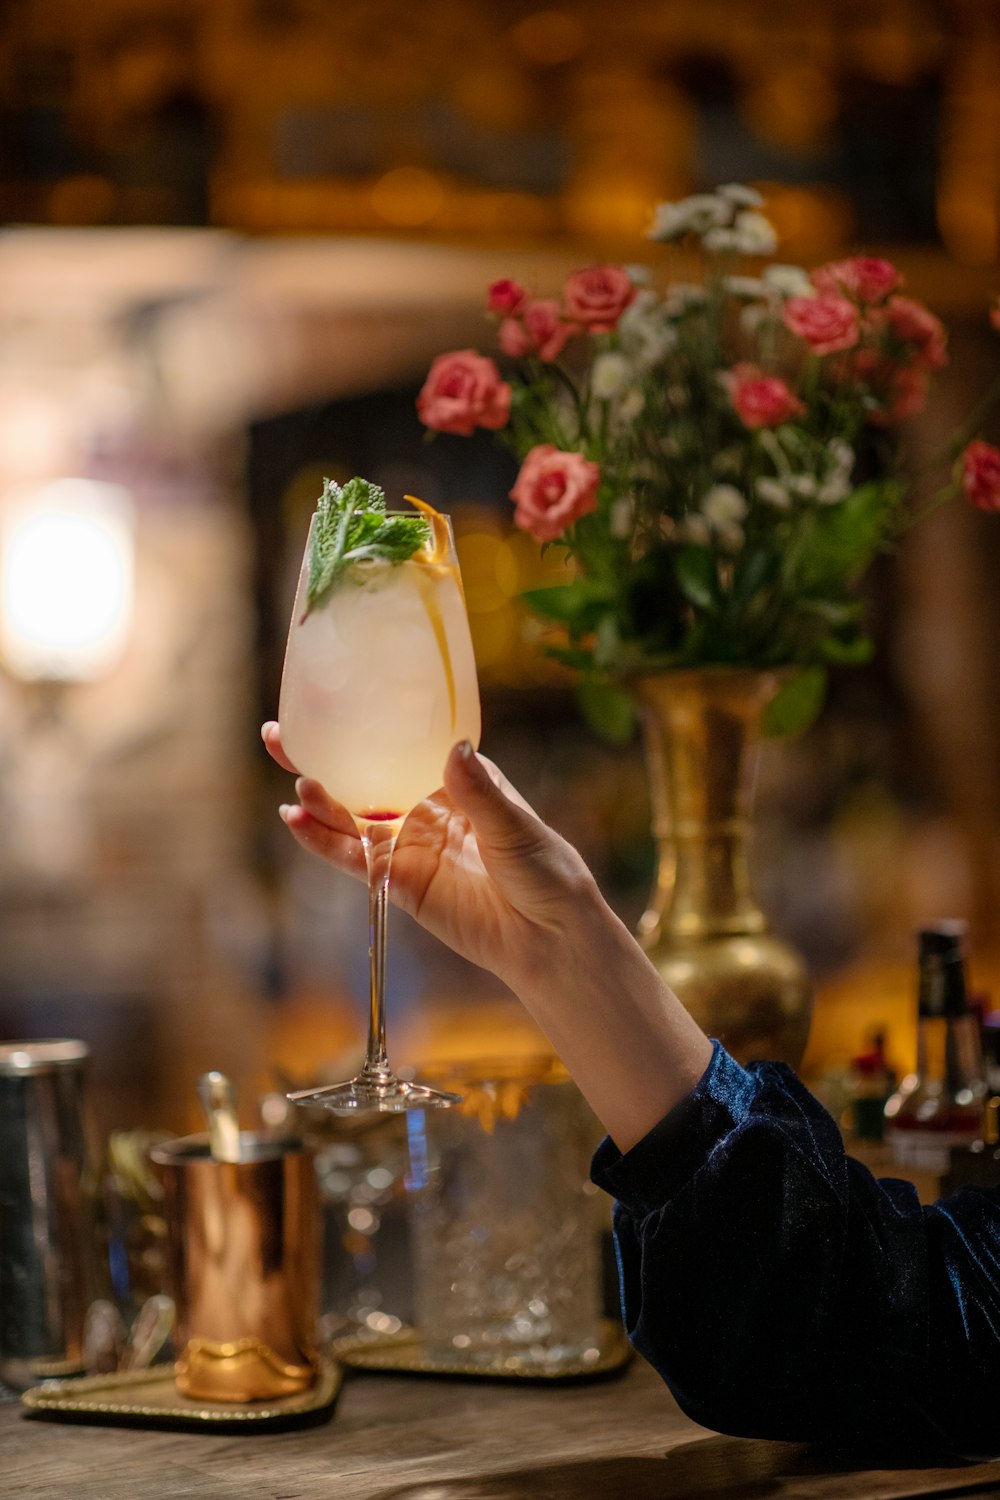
[261,720,299,775]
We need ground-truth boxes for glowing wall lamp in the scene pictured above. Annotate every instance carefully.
[1,479,135,683]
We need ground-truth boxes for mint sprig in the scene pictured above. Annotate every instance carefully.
[304,477,431,614]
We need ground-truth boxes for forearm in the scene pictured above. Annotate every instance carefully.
[509,877,713,1153]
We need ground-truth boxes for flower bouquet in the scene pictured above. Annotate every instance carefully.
[417,184,1000,736]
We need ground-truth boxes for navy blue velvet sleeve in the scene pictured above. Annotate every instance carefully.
[592,1040,1000,1457]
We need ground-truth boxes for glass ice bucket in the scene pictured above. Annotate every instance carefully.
[406,1057,604,1373]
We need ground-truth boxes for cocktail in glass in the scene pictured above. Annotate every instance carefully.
[278,494,480,1113]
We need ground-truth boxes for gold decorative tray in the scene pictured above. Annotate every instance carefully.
[21,1357,342,1430]
[333,1318,631,1382]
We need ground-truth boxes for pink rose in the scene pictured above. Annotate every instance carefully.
[839,346,929,429]
[783,294,860,356]
[867,367,929,426]
[884,295,948,370]
[523,298,575,361]
[837,345,930,425]
[498,299,575,361]
[726,362,805,429]
[842,346,883,381]
[498,299,575,362]
[562,265,636,332]
[487,278,528,316]
[811,257,901,303]
[510,445,600,542]
[962,440,1000,512]
[417,350,512,436]
[498,317,533,357]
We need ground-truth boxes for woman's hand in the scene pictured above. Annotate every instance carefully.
[262,720,713,1152]
[262,723,601,996]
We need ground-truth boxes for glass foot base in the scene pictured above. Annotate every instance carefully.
[286,1076,461,1116]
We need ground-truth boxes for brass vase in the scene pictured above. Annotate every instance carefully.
[633,668,811,1068]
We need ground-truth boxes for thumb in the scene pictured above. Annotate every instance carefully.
[443,742,549,857]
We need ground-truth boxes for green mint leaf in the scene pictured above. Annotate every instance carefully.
[304,477,430,613]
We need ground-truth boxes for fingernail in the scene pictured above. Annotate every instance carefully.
[294,776,307,798]
[278,804,291,823]
[261,720,276,740]
[455,741,486,782]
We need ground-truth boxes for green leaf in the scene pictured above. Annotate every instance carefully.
[521,583,586,623]
[543,645,595,670]
[731,547,774,607]
[761,666,828,738]
[593,612,622,669]
[820,634,874,666]
[575,680,637,745]
[794,598,862,626]
[305,477,429,612]
[522,579,613,632]
[786,482,897,596]
[673,545,718,610]
[346,515,436,566]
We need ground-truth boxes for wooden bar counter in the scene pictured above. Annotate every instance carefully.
[5,1354,1000,1499]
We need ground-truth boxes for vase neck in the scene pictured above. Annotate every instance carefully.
[635,671,779,942]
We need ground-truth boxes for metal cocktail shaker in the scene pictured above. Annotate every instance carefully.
[0,1040,95,1390]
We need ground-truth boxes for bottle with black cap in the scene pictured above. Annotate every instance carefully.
[884,921,987,1174]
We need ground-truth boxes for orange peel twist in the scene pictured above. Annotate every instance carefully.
[404,493,450,564]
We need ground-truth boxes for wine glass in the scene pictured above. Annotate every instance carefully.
[278,506,481,1113]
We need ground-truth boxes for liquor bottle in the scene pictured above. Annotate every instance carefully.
[884,922,988,1174]
[979,1006,1000,1094]
[844,1033,895,1143]
[941,1096,1000,1193]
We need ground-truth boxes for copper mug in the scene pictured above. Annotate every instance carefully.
[151,1133,319,1401]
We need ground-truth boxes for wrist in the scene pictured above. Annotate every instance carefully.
[507,880,714,1151]
[500,865,610,997]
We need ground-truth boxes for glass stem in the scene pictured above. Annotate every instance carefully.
[360,821,399,1086]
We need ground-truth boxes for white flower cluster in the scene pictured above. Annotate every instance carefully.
[591,288,680,430]
[648,184,777,257]
[723,265,814,302]
[672,483,749,554]
[704,212,778,257]
[762,264,814,299]
[663,282,710,317]
[618,288,678,367]
[590,351,631,399]
[755,432,856,510]
[648,193,729,242]
[591,349,646,427]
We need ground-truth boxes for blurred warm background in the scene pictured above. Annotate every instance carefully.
[0,0,998,1139]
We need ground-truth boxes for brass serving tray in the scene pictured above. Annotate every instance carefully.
[21,1357,342,1430]
[333,1318,631,1382]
